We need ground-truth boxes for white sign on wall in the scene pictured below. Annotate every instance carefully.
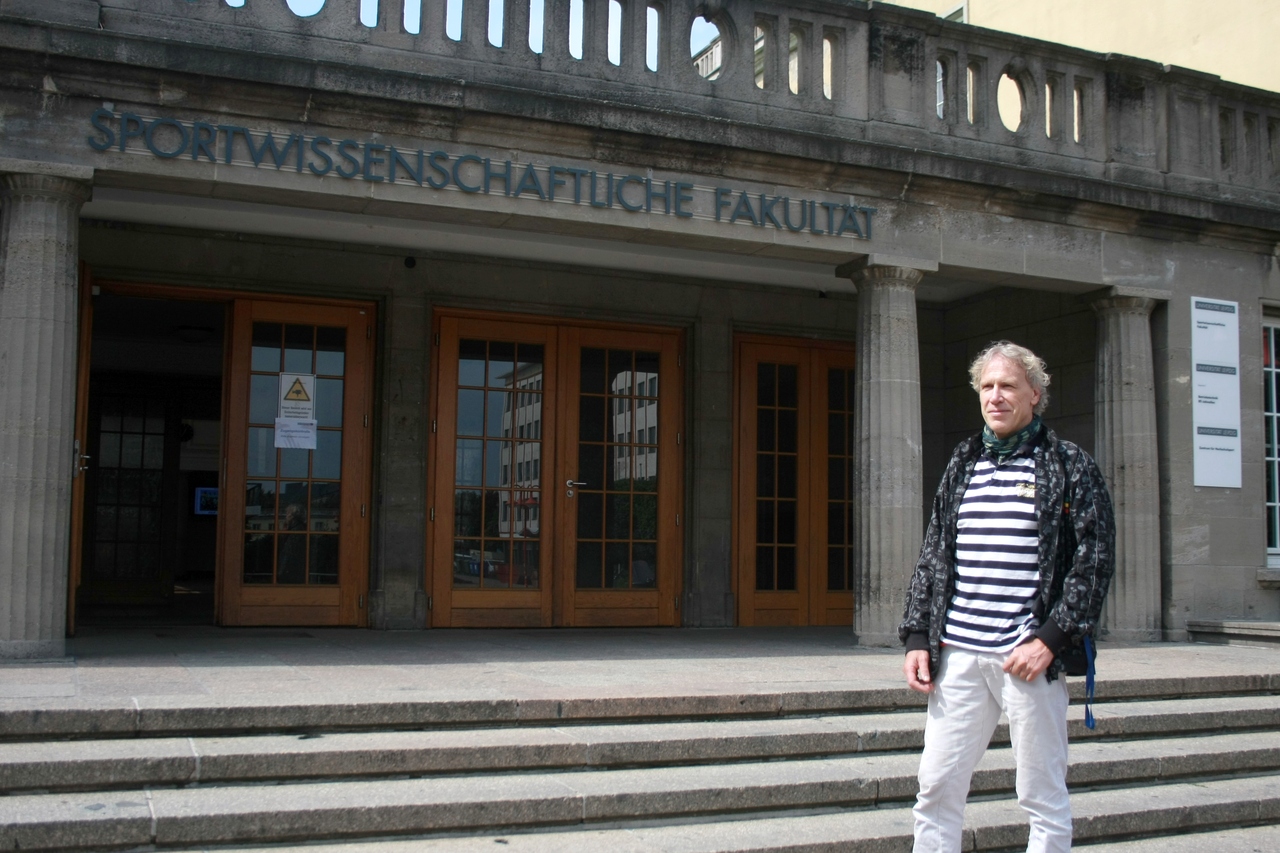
[1191,297,1242,488]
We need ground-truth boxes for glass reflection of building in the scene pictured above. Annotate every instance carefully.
[497,361,544,540]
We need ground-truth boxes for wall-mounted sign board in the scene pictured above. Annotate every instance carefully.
[1191,297,1242,488]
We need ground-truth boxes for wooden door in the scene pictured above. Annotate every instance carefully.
[219,300,374,626]
[430,316,558,627]
[67,264,94,634]
[735,339,856,626]
[556,327,682,627]
[429,313,682,628]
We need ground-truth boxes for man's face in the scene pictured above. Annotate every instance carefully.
[978,354,1041,439]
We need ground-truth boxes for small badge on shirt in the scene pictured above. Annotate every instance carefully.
[1015,482,1036,499]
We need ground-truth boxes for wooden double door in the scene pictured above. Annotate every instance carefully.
[70,284,376,629]
[429,313,683,627]
[735,338,857,627]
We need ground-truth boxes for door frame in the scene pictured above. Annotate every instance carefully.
[69,279,377,628]
[427,308,685,628]
[732,334,857,627]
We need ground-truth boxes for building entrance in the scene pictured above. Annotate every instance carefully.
[734,337,857,627]
[72,287,226,628]
[70,284,375,630]
[429,313,683,627]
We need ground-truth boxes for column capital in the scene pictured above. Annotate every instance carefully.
[1091,294,1157,316]
[836,254,937,284]
[0,172,92,205]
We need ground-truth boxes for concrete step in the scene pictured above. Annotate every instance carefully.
[11,774,1279,853]
[3,671,1276,740]
[3,731,1279,851]
[2,693,1274,793]
[3,693,1277,794]
[1187,620,1280,647]
[1077,824,1280,852]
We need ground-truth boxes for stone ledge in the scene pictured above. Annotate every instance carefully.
[0,156,93,182]
[1187,620,1280,647]
[1258,569,1280,589]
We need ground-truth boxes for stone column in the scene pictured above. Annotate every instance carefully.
[0,172,92,659]
[1092,293,1162,642]
[847,260,928,646]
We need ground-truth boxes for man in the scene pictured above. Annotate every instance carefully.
[900,341,1115,853]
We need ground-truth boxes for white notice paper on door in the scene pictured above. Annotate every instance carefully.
[274,418,317,450]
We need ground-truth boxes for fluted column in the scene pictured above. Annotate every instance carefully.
[0,174,91,659]
[1093,294,1161,642]
[851,262,925,646]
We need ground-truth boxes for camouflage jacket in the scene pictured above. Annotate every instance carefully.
[899,426,1116,680]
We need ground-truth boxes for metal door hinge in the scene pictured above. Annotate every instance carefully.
[366,326,371,339]
[432,419,437,433]
[433,332,440,346]
[677,354,683,367]
[677,432,681,445]
[430,507,435,522]
[358,595,365,609]
[361,504,366,518]
[676,513,680,526]
[363,414,368,428]
[427,595,433,610]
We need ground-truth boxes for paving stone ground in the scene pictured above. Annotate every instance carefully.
[1,627,1276,713]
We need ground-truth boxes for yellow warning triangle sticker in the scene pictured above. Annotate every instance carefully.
[284,378,311,402]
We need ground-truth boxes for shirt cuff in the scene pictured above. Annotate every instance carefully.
[1034,619,1070,656]
[904,632,929,653]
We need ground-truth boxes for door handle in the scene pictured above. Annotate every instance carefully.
[566,479,587,497]
[73,439,91,478]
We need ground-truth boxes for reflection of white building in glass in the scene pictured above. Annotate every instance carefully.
[611,370,659,485]
[498,364,544,538]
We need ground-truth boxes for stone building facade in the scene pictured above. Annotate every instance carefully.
[1,0,1277,657]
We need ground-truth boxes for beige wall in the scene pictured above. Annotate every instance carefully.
[890,0,1278,93]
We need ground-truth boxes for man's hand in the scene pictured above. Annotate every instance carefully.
[1003,638,1054,681]
[904,649,934,693]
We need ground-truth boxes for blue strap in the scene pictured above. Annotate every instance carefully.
[1084,635,1096,730]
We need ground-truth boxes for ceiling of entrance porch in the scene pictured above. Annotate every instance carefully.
[80,188,1097,305]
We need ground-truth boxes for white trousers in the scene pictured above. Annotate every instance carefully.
[912,646,1071,853]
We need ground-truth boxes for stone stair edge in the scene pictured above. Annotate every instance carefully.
[1,672,1277,740]
[5,695,1280,795]
[2,757,1278,853]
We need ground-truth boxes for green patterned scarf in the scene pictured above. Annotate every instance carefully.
[982,415,1043,462]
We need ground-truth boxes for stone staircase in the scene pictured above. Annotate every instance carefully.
[2,674,1279,852]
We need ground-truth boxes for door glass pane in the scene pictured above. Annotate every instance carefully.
[280,447,309,479]
[576,348,662,590]
[284,324,314,373]
[276,534,307,583]
[487,391,511,437]
[242,321,348,588]
[246,480,276,530]
[452,336,543,589]
[87,394,170,586]
[827,368,854,591]
[250,375,277,424]
[316,378,343,427]
[310,534,338,584]
[456,439,483,485]
[313,431,342,480]
[754,362,798,591]
[252,323,282,372]
[315,327,346,376]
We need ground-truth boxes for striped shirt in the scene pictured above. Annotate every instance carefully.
[941,454,1040,653]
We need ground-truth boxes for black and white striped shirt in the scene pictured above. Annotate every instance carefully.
[941,455,1040,653]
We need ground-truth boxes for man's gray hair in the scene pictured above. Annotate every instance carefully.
[968,341,1051,415]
